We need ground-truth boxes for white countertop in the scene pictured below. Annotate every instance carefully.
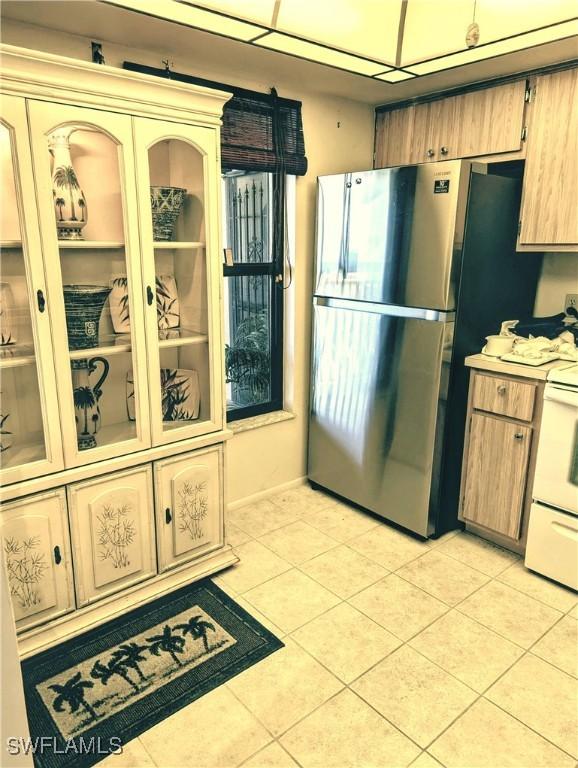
[464,353,573,381]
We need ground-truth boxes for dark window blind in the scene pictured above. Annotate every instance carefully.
[123,62,308,176]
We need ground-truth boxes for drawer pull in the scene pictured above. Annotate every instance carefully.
[497,384,507,394]
[165,507,172,524]
[37,289,46,313]
[54,545,62,565]
[514,433,524,440]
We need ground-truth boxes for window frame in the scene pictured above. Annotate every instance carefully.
[223,171,284,422]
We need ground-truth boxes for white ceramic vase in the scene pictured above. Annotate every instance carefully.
[49,128,88,240]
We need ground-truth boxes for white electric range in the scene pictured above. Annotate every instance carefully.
[525,364,578,590]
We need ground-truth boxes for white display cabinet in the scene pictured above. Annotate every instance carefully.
[0,45,237,656]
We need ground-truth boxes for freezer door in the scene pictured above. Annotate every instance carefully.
[308,298,453,537]
[315,161,470,310]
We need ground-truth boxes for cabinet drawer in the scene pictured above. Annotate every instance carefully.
[67,466,157,607]
[1,489,75,633]
[472,373,535,421]
[154,445,223,573]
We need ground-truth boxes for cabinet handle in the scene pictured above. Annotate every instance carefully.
[440,146,449,155]
[37,289,46,313]
[514,433,524,440]
[54,545,62,565]
[427,148,435,157]
[146,285,154,306]
[165,507,172,524]
[497,384,507,394]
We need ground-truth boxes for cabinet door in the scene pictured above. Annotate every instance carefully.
[1,489,74,632]
[375,106,416,168]
[457,81,527,159]
[133,117,224,446]
[26,100,152,468]
[0,95,64,485]
[519,68,578,248]
[154,446,223,573]
[462,413,531,539]
[67,466,156,607]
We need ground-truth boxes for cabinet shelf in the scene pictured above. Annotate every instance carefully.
[0,240,23,249]
[0,438,45,470]
[59,241,125,249]
[158,328,208,349]
[153,242,205,250]
[0,344,36,369]
[68,335,131,360]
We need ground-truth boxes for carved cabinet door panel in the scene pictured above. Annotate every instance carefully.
[0,489,74,632]
[154,446,223,573]
[67,466,156,607]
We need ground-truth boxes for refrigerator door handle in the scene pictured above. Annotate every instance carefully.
[313,296,456,322]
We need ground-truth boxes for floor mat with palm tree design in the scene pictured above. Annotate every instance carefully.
[20,579,283,768]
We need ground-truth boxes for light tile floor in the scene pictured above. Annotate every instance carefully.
[102,485,578,768]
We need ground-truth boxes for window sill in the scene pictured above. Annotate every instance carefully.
[229,409,295,434]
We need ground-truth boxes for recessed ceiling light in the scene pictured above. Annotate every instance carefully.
[405,19,578,75]
[374,70,416,82]
[254,32,392,76]
[104,0,266,41]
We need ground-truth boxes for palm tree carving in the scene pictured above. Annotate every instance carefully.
[175,614,215,654]
[90,655,140,693]
[50,671,98,723]
[146,625,186,668]
[53,165,81,221]
[111,642,148,683]
[78,197,86,222]
[73,385,96,436]
[55,197,66,221]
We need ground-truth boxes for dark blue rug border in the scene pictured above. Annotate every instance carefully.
[20,578,283,768]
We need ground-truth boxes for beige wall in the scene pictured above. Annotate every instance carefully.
[1,19,375,504]
[534,252,578,316]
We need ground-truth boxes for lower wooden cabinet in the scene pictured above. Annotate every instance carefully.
[462,413,532,539]
[459,364,544,553]
[0,489,74,632]
[154,446,223,573]
[67,466,157,607]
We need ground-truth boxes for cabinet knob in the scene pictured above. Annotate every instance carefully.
[497,384,507,395]
[426,148,435,157]
[146,285,154,306]
[345,181,352,188]
[54,545,62,565]
[440,146,449,155]
[514,433,524,440]
[355,178,362,184]
[165,507,172,524]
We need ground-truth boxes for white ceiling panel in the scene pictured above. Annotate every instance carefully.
[191,0,276,28]
[275,0,402,65]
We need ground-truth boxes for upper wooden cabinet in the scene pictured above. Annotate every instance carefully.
[518,68,578,250]
[375,80,527,168]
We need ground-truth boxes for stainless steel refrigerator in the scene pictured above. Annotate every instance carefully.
[308,160,541,538]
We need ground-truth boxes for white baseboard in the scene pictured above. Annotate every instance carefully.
[227,476,308,511]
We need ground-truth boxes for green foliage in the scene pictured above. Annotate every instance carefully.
[225,309,270,404]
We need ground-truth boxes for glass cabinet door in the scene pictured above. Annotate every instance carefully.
[0,95,64,484]
[133,118,224,445]
[27,101,151,468]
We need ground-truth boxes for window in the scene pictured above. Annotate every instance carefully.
[222,170,284,420]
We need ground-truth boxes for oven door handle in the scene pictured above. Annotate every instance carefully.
[544,386,578,408]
